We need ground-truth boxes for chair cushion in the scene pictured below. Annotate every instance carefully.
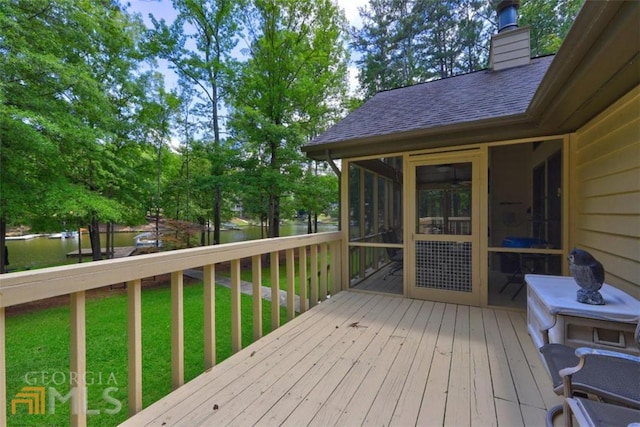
[568,397,640,427]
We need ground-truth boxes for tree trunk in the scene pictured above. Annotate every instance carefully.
[198,217,206,246]
[269,139,280,238]
[89,216,101,261]
[0,219,7,274]
[213,186,221,245]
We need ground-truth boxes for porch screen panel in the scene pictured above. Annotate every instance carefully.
[415,241,472,292]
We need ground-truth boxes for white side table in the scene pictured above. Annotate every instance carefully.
[526,274,640,354]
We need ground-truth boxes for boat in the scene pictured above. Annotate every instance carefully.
[134,232,163,248]
[48,231,78,239]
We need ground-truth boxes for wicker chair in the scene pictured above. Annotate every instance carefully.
[539,344,640,427]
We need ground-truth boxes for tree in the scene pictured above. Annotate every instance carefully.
[1,1,154,266]
[352,0,584,101]
[294,163,338,233]
[518,0,585,57]
[231,0,349,238]
[149,0,244,245]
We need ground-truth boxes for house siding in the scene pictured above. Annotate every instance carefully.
[572,84,640,298]
[489,27,531,71]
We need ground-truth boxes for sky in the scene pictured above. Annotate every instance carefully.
[127,0,368,92]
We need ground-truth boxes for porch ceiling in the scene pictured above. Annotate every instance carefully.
[121,291,560,426]
[303,1,640,161]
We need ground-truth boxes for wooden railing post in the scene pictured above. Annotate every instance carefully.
[330,240,341,295]
[127,279,142,416]
[320,244,328,300]
[231,259,242,353]
[0,300,5,427]
[171,271,184,390]
[0,231,343,424]
[298,247,308,313]
[70,291,86,427]
[270,251,280,329]
[309,245,319,308]
[203,264,216,369]
[251,256,263,341]
[286,249,295,320]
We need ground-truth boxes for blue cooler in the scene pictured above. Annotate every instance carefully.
[500,237,546,272]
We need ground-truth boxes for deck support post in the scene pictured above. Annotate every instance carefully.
[231,259,242,353]
[127,279,142,416]
[270,251,280,329]
[70,291,86,427]
[171,271,184,390]
[0,303,5,427]
[320,244,328,300]
[252,256,263,341]
[298,247,308,313]
[286,249,295,320]
[204,265,216,368]
[330,240,341,295]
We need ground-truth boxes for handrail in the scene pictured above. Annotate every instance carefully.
[0,231,343,427]
[0,231,342,307]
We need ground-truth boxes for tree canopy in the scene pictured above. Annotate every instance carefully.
[1,0,582,271]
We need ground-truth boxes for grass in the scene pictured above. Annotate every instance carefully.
[227,254,332,297]
[5,280,287,426]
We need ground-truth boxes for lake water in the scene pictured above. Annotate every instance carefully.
[5,222,338,271]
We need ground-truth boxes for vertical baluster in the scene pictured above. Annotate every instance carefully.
[231,259,241,353]
[70,291,86,427]
[171,271,184,390]
[286,249,295,320]
[270,251,280,329]
[320,243,328,300]
[203,264,216,369]
[298,247,308,313]
[330,240,341,295]
[252,255,263,341]
[310,245,319,308]
[0,302,6,427]
[127,279,142,416]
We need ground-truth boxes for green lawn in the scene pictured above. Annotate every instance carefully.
[5,281,287,426]
[232,255,332,297]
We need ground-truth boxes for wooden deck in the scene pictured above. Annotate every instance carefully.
[121,291,561,427]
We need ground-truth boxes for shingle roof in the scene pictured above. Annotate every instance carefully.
[308,55,554,146]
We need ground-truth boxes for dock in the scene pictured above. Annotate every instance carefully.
[66,246,136,258]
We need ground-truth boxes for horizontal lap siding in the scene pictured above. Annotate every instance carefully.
[573,85,640,298]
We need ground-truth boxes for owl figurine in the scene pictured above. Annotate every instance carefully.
[568,248,605,305]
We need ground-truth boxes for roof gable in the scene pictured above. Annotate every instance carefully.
[309,56,553,146]
[304,1,639,161]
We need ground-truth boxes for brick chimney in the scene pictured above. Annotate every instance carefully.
[489,0,531,71]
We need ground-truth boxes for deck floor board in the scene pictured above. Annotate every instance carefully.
[121,291,560,427]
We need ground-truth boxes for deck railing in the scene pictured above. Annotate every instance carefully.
[0,231,343,426]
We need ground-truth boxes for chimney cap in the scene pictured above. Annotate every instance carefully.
[495,0,520,12]
[496,0,520,33]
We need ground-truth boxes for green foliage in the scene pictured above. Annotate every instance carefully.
[352,0,490,98]
[230,0,349,236]
[352,0,583,99]
[519,0,585,57]
[0,1,158,237]
[148,0,246,245]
